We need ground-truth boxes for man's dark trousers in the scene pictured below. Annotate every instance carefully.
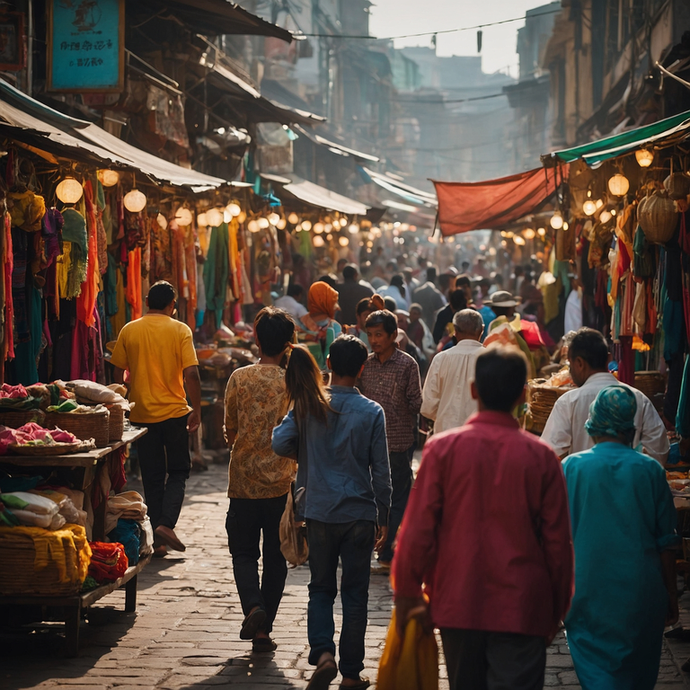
[226,494,288,634]
[307,519,375,680]
[441,628,546,690]
[379,445,414,563]
[137,413,190,529]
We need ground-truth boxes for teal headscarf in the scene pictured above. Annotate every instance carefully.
[585,385,637,439]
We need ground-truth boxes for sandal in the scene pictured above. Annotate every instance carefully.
[239,608,266,640]
[307,656,338,690]
[252,636,277,653]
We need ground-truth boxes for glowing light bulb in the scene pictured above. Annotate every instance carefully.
[124,189,147,213]
[268,212,280,225]
[248,219,260,232]
[313,235,325,247]
[635,149,654,167]
[301,220,312,231]
[313,222,325,234]
[583,200,597,216]
[258,218,270,229]
[288,213,299,225]
[339,236,349,247]
[550,212,564,230]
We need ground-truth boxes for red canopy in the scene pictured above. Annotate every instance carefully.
[432,166,567,236]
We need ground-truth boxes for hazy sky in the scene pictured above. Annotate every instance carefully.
[369,0,555,78]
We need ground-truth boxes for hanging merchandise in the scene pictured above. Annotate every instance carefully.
[7,191,46,233]
[664,173,690,200]
[638,192,678,245]
[59,208,88,299]
[76,182,101,329]
[203,222,230,327]
[126,248,142,321]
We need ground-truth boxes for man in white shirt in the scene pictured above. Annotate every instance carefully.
[421,309,484,434]
[541,328,669,465]
[274,284,307,319]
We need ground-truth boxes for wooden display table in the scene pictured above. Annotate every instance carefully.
[0,427,150,655]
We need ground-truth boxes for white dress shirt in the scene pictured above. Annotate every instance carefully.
[274,295,307,319]
[541,372,669,464]
[421,339,484,433]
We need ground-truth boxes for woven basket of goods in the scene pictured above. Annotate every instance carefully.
[45,408,110,448]
[0,408,45,429]
[527,380,573,434]
[634,371,666,415]
[107,405,125,443]
[0,524,91,596]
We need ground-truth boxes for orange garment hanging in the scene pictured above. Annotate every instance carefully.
[76,181,100,327]
[126,248,142,320]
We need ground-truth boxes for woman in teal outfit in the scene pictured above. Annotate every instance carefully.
[563,385,679,690]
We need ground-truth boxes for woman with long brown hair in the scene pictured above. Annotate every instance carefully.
[274,335,391,690]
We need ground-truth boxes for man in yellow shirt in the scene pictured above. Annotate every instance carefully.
[111,281,201,555]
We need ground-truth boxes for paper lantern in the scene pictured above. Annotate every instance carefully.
[313,235,325,247]
[268,212,280,225]
[537,227,546,236]
[301,220,312,231]
[313,222,325,234]
[339,218,348,227]
[583,199,597,216]
[223,210,232,223]
[338,236,349,247]
[238,211,247,223]
[348,223,360,234]
[599,210,612,224]
[513,236,525,246]
[288,212,299,225]
[227,202,242,217]
[258,218,269,229]
[56,177,84,204]
[197,213,208,227]
[124,189,147,213]
[523,228,536,240]
[635,149,654,167]
[206,208,224,227]
[595,199,604,210]
[276,218,287,229]
[248,219,260,233]
[156,213,168,230]
[608,173,629,197]
[550,212,564,229]
[175,207,193,226]
[98,169,120,187]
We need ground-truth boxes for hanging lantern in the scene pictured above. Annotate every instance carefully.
[276,218,287,230]
[224,210,232,223]
[348,223,360,234]
[523,228,536,240]
[175,207,193,226]
[98,169,120,187]
[258,217,270,229]
[124,189,147,213]
[238,211,247,223]
[301,220,312,231]
[196,213,208,227]
[599,210,612,224]
[247,219,260,233]
[563,221,569,230]
[635,149,654,168]
[583,199,597,216]
[338,236,349,247]
[313,222,325,234]
[339,218,348,227]
[156,213,168,230]
[326,233,333,241]
[313,235,325,247]
[550,212,564,229]
[608,173,629,197]
[206,207,224,227]
[537,227,546,237]
[288,212,299,225]
[56,177,84,204]
[325,223,333,233]
[227,202,242,217]
[268,212,280,225]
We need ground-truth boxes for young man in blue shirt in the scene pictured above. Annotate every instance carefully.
[272,335,392,690]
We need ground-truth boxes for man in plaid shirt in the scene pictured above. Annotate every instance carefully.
[359,309,422,569]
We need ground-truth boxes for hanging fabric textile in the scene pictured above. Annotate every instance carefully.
[3,214,14,362]
[126,248,142,321]
[60,208,88,299]
[76,182,100,328]
[203,223,229,327]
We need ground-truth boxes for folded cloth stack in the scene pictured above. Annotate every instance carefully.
[63,380,130,411]
[108,519,141,565]
[87,541,128,584]
[0,423,78,454]
[0,523,91,595]
[105,491,147,535]
[0,491,66,529]
[0,383,41,411]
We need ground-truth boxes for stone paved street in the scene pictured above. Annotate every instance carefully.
[3,461,690,689]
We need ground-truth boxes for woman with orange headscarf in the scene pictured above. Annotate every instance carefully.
[298,281,342,369]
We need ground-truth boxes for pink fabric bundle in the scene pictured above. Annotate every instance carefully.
[0,383,29,399]
[0,423,77,454]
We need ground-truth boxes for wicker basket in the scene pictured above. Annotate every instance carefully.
[45,409,110,447]
[0,408,45,429]
[634,370,666,414]
[527,380,573,434]
[107,405,125,443]
[0,524,90,596]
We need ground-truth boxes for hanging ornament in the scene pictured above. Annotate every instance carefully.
[124,189,147,213]
[608,173,629,197]
[56,177,84,204]
[635,149,654,168]
[98,169,120,187]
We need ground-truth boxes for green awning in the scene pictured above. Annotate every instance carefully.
[542,109,690,166]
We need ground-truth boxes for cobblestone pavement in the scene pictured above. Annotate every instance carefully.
[2,461,690,689]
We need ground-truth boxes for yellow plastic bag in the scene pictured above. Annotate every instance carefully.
[377,608,439,690]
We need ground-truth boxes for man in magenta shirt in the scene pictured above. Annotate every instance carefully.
[393,347,573,690]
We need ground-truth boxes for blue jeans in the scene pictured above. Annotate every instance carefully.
[379,445,414,562]
[306,519,376,680]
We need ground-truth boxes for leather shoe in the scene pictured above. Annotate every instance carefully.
[154,525,186,552]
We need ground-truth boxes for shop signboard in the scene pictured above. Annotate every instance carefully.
[47,0,124,92]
